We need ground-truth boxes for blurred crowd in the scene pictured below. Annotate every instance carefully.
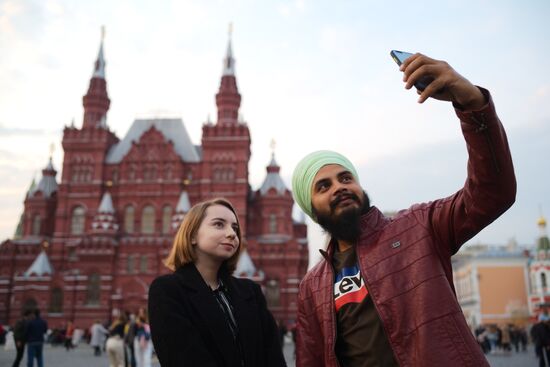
[2,307,153,367]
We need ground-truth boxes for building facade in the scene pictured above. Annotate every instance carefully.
[453,245,531,327]
[0,31,309,328]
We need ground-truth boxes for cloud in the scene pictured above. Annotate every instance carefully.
[0,124,51,136]
[277,0,306,18]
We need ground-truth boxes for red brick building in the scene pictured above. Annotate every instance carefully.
[0,32,309,329]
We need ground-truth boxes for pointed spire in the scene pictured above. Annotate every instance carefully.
[82,26,110,129]
[235,249,257,277]
[28,157,58,198]
[260,148,287,196]
[26,175,37,198]
[91,191,118,233]
[268,139,279,170]
[13,213,24,239]
[176,191,191,213]
[172,191,191,233]
[537,211,550,255]
[223,23,235,76]
[98,192,115,214]
[215,24,241,124]
[24,250,54,277]
[93,26,106,79]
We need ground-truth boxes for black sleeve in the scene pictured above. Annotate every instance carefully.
[148,276,217,367]
[252,282,287,367]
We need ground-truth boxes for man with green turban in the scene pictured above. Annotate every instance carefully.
[292,53,516,367]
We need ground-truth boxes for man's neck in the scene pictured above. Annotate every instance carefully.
[337,240,354,252]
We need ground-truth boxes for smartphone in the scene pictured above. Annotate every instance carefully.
[390,50,433,91]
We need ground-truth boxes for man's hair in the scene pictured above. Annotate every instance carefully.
[164,198,243,273]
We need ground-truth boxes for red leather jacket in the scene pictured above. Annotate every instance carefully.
[296,92,516,367]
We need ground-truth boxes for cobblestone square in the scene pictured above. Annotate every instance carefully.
[0,340,539,367]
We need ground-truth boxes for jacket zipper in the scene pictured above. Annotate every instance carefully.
[320,250,342,367]
[471,112,501,174]
[356,243,402,366]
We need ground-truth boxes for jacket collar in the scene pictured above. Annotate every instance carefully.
[174,262,253,300]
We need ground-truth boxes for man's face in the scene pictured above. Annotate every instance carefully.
[311,164,364,219]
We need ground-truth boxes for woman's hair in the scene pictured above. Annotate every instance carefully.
[164,198,242,273]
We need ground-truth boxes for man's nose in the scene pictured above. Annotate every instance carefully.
[332,181,348,196]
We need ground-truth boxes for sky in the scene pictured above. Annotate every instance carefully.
[1,0,549,267]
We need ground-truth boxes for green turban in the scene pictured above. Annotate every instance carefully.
[291,150,359,222]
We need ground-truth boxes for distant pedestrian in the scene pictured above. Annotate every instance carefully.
[90,320,108,356]
[134,316,152,367]
[25,309,48,367]
[64,321,74,351]
[124,314,137,367]
[149,198,286,366]
[531,320,550,367]
[106,314,126,367]
[12,310,31,367]
[500,324,511,352]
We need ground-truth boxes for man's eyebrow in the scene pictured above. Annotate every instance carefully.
[337,170,352,178]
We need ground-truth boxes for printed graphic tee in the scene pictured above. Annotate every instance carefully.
[333,246,398,367]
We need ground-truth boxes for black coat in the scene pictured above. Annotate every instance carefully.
[148,263,286,367]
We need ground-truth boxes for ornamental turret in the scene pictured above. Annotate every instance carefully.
[215,24,241,124]
[82,27,110,129]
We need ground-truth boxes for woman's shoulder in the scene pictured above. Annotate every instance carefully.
[151,272,178,288]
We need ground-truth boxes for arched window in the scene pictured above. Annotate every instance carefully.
[162,206,172,234]
[127,255,135,274]
[140,255,148,273]
[32,215,41,235]
[141,205,155,234]
[129,164,137,180]
[49,287,63,313]
[266,279,280,307]
[124,206,135,234]
[86,273,101,305]
[269,214,277,234]
[71,206,86,235]
[164,164,172,180]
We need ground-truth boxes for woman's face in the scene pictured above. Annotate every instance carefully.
[194,204,240,266]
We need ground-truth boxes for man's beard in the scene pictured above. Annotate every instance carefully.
[313,191,371,244]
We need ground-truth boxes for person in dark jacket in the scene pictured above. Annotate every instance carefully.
[149,198,286,367]
[531,320,550,367]
[292,53,516,366]
[12,310,32,367]
[25,309,48,367]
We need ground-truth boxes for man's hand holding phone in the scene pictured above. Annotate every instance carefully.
[391,50,486,110]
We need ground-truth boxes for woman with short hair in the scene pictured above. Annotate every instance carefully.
[148,198,286,367]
